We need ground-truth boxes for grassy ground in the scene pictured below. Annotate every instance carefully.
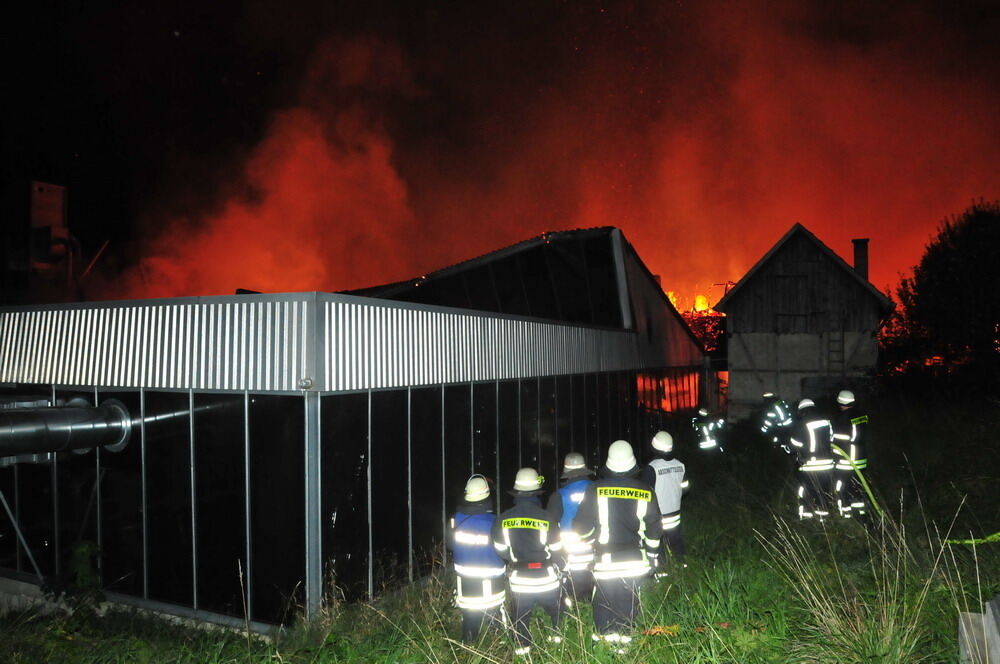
[2,390,998,663]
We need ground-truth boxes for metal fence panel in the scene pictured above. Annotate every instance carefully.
[0,292,695,392]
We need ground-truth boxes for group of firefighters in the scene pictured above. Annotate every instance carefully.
[446,388,869,654]
[758,389,870,520]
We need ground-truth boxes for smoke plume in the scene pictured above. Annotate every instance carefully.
[112,1,1000,307]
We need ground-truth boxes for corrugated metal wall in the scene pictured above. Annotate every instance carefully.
[0,298,308,391]
[322,299,649,390]
[0,292,694,392]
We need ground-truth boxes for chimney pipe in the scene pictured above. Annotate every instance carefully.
[852,238,869,280]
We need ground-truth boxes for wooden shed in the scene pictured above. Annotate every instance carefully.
[715,223,893,420]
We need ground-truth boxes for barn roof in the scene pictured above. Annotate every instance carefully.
[345,227,617,299]
[345,227,703,345]
[715,223,893,313]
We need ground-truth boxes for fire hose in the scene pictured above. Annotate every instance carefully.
[944,532,1000,546]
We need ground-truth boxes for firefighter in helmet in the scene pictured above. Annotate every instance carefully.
[492,468,563,657]
[546,452,595,605]
[573,441,662,651]
[758,392,794,452]
[789,399,835,519]
[692,406,725,452]
[447,475,508,642]
[640,431,689,576]
[830,389,870,517]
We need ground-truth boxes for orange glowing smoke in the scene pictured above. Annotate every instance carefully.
[107,4,1000,303]
[111,40,423,298]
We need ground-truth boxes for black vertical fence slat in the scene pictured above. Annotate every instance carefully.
[0,366,692,623]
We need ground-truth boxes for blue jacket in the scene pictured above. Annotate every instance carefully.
[547,478,592,534]
[449,502,506,578]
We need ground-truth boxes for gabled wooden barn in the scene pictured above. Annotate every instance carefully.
[715,223,893,420]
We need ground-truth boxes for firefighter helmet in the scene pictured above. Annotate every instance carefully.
[560,452,592,478]
[837,390,855,405]
[651,430,673,453]
[512,467,544,493]
[798,398,815,410]
[606,440,637,473]
[464,475,490,502]
[697,407,709,416]
[762,392,775,399]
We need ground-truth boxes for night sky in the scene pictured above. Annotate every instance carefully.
[5,0,999,305]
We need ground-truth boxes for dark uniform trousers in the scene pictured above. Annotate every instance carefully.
[798,468,834,518]
[593,575,644,635]
[508,565,562,647]
[456,576,506,642]
[661,510,686,560]
[564,569,594,603]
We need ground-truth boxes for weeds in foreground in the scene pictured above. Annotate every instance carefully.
[1,508,990,663]
[757,506,980,664]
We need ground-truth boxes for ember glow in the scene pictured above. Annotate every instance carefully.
[102,2,999,305]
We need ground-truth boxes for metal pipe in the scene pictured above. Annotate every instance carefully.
[0,399,131,456]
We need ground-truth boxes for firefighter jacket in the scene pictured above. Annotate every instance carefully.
[759,396,793,442]
[640,454,688,531]
[790,407,834,472]
[492,496,562,594]
[572,469,662,580]
[546,478,594,572]
[448,501,507,610]
[691,413,725,450]
[831,407,869,471]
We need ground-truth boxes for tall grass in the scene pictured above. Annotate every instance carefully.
[1,507,990,663]
[759,515,928,663]
[1,390,995,663]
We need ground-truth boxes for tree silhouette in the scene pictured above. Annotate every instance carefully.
[894,200,1000,371]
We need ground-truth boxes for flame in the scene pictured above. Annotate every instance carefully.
[693,294,710,312]
[666,290,680,310]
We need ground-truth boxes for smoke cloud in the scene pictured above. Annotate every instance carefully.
[110,1,999,307]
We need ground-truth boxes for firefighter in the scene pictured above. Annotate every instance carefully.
[692,407,725,452]
[758,392,794,452]
[640,431,688,576]
[789,399,835,520]
[448,475,508,642]
[830,390,870,517]
[492,468,563,656]
[546,452,595,605]
[574,441,662,651]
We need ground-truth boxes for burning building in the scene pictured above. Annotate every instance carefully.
[715,223,893,420]
[0,227,704,630]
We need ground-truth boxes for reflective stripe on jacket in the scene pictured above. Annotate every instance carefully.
[645,457,686,515]
[547,478,595,571]
[572,473,662,579]
[492,496,561,589]
[450,510,507,577]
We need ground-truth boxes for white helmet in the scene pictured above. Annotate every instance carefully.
[798,398,815,410]
[561,452,591,478]
[512,467,544,493]
[651,431,673,453]
[762,392,775,399]
[837,390,855,405]
[697,407,709,416]
[606,440,637,473]
[464,475,490,502]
